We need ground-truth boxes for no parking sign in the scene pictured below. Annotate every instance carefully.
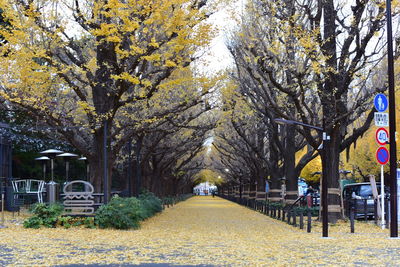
[376,147,389,165]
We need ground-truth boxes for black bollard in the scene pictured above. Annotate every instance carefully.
[293,211,297,226]
[282,210,286,221]
[307,210,311,233]
[364,199,368,222]
[374,199,378,225]
[278,208,281,219]
[300,212,304,229]
[350,206,355,233]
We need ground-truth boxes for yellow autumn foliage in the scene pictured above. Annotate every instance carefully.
[193,169,225,185]
[0,0,222,187]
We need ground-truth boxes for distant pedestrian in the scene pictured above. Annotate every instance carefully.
[212,190,215,197]
[306,186,315,196]
[305,186,315,207]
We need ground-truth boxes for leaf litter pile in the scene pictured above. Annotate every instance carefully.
[0,196,400,266]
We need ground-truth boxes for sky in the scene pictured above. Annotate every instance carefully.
[199,0,245,73]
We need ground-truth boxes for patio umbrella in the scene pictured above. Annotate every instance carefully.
[57,153,78,182]
[78,156,89,181]
[35,156,49,180]
[40,149,63,182]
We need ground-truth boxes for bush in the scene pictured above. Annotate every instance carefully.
[161,194,193,207]
[23,216,43,229]
[57,216,95,229]
[24,203,64,228]
[161,197,174,207]
[138,191,162,219]
[95,196,143,229]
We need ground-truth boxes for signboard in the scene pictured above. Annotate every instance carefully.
[376,147,390,165]
[375,127,389,146]
[374,93,388,112]
[374,112,389,127]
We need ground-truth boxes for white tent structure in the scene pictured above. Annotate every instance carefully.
[193,182,217,196]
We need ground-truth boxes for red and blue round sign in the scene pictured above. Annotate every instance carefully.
[376,147,389,165]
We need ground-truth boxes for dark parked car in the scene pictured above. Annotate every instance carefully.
[343,182,389,219]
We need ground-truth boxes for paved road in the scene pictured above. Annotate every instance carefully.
[0,196,400,266]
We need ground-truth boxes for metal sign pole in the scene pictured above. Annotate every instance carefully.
[381,165,385,229]
[387,0,398,238]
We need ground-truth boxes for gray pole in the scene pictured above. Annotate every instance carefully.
[127,141,132,197]
[51,158,54,182]
[66,161,69,182]
[387,0,398,237]
[135,137,142,197]
[103,120,109,204]
[0,193,6,228]
[322,132,329,237]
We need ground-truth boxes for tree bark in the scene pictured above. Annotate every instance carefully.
[284,125,298,205]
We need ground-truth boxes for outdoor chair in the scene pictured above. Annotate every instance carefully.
[26,179,45,203]
[11,179,27,207]
[12,179,46,205]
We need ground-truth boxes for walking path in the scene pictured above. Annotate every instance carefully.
[0,196,400,266]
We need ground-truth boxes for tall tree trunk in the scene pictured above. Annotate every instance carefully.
[284,125,298,205]
[322,126,342,223]
[321,0,341,223]
[88,154,113,198]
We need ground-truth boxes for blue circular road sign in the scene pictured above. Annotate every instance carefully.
[374,93,388,112]
[376,147,389,165]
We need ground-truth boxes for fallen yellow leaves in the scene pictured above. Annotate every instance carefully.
[0,197,399,266]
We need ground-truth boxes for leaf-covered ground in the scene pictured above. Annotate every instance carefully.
[0,196,399,266]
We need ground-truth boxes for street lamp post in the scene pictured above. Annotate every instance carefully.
[275,118,329,237]
[103,119,109,204]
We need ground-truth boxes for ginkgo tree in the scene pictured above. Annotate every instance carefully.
[0,0,218,194]
[228,0,393,222]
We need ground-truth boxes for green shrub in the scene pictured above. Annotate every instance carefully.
[161,197,174,206]
[56,216,95,229]
[292,206,320,216]
[95,196,143,229]
[83,217,96,229]
[24,203,64,228]
[23,216,43,229]
[58,216,73,229]
[161,194,193,207]
[138,191,162,219]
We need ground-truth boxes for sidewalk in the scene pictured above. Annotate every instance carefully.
[0,196,399,266]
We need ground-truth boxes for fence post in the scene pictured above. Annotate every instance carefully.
[293,210,297,226]
[363,198,368,221]
[307,209,311,233]
[300,212,304,229]
[350,205,355,233]
[374,199,378,225]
